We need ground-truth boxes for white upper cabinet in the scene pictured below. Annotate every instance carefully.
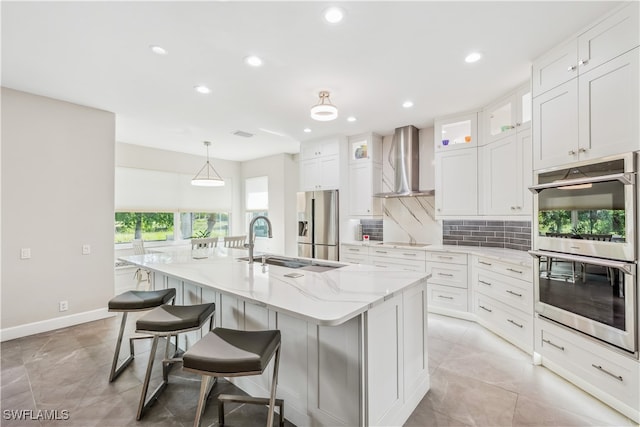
[479,128,532,216]
[434,112,478,151]
[435,148,478,217]
[532,2,639,98]
[532,2,639,170]
[299,137,340,191]
[482,83,531,145]
[347,133,382,217]
[532,39,578,98]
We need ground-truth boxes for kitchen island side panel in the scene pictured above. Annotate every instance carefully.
[150,271,429,427]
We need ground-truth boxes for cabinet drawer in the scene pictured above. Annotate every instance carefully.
[475,294,533,354]
[370,257,425,272]
[342,245,369,255]
[537,318,639,412]
[425,251,467,265]
[475,256,532,282]
[370,247,426,260]
[341,254,369,264]
[426,261,467,289]
[475,269,533,315]
[428,284,467,312]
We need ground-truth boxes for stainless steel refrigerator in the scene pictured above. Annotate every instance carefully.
[297,190,339,261]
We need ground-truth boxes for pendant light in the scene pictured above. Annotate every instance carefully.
[191,141,224,187]
[310,90,338,121]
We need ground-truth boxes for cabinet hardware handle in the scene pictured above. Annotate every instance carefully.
[579,59,589,66]
[568,150,576,155]
[348,248,359,251]
[375,250,387,254]
[506,289,523,297]
[438,255,453,260]
[402,253,417,256]
[578,148,587,153]
[375,265,388,268]
[510,206,516,210]
[542,338,565,351]
[570,246,581,250]
[591,364,623,382]
[507,268,523,274]
[516,122,521,127]
[479,305,492,313]
[567,65,577,71]
[479,261,492,266]
[438,273,454,277]
[478,280,492,286]
[438,295,454,300]
[507,319,524,328]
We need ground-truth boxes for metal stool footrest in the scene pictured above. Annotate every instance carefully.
[218,394,284,427]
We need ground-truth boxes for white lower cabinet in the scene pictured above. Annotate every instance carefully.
[340,244,370,264]
[472,255,533,354]
[536,316,640,423]
[426,251,468,315]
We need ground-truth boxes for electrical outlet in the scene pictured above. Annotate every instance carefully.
[82,244,91,255]
[59,301,68,312]
[20,248,31,259]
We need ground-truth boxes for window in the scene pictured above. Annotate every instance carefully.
[245,176,269,238]
[180,212,229,239]
[115,212,174,243]
[115,211,230,244]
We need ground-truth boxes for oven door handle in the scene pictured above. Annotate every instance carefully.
[528,172,636,193]
[529,250,636,275]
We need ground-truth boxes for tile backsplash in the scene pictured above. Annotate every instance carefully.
[443,220,531,251]
[360,219,383,241]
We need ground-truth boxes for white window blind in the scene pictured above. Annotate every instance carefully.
[115,167,233,211]
[245,176,268,211]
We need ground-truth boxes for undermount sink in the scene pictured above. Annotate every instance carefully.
[237,255,344,271]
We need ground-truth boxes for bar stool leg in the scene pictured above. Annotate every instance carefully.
[137,335,162,420]
[109,312,133,382]
[266,346,281,427]
[193,375,213,427]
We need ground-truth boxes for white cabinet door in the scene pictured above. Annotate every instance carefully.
[434,112,478,151]
[300,158,320,191]
[348,162,381,216]
[480,135,519,215]
[532,39,578,97]
[519,128,533,215]
[435,148,478,216]
[483,93,517,145]
[319,155,339,190]
[578,47,640,160]
[577,1,639,75]
[532,80,579,170]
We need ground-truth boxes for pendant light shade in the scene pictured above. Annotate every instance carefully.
[310,90,338,121]
[191,141,225,187]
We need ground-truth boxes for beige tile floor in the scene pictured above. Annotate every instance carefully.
[1,312,636,426]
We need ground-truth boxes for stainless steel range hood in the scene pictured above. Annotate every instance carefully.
[374,125,435,198]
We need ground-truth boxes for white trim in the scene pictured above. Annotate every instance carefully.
[0,308,114,342]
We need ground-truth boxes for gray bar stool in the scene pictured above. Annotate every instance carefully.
[135,303,216,420]
[183,327,282,427]
[107,288,176,382]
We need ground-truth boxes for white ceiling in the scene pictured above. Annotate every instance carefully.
[1,1,622,162]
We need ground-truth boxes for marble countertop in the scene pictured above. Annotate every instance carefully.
[341,241,533,266]
[119,247,429,327]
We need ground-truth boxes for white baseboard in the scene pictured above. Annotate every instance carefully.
[0,308,115,342]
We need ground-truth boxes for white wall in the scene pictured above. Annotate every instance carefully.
[241,154,298,256]
[1,88,115,338]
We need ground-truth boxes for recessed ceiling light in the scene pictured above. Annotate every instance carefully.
[303,128,312,133]
[347,116,357,122]
[465,52,482,63]
[402,101,414,108]
[194,85,211,94]
[149,45,167,55]
[324,7,344,24]
[245,55,263,67]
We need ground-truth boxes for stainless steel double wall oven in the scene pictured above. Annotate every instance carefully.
[530,153,638,355]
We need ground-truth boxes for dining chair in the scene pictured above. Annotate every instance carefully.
[191,237,218,250]
[223,235,247,248]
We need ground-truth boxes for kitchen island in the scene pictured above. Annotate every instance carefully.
[120,247,430,427]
